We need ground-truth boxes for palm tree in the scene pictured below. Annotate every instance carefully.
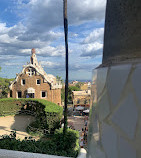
[63,0,68,136]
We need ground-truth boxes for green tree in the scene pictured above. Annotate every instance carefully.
[75,82,84,89]
[56,76,63,83]
[0,77,14,98]
[61,86,80,103]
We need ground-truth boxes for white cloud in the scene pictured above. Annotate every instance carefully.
[81,42,103,57]
[4,62,22,66]
[41,61,60,68]
[80,27,104,57]
[83,28,104,44]
[0,0,107,79]
[15,0,106,33]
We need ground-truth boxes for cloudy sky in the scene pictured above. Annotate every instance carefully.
[0,0,106,80]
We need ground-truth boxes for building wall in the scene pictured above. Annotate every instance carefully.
[72,95,90,106]
[88,63,141,158]
[11,68,61,105]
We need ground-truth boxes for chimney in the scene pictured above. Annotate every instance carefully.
[31,48,36,54]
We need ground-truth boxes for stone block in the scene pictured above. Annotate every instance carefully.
[132,64,141,104]
[97,91,110,121]
[118,136,136,158]
[107,64,131,107]
[111,93,138,139]
[96,67,108,98]
[101,123,118,158]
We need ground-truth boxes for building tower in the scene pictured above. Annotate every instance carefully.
[30,48,38,66]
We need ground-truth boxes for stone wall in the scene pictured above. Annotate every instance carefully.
[73,95,90,106]
[11,69,61,105]
[87,62,141,158]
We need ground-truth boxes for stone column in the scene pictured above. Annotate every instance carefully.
[87,0,141,158]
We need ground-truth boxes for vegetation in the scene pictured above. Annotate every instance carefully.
[61,85,80,103]
[0,129,79,158]
[0,98,63,133]
[75,82,84,89]
[0,77,14,98]
[56,76,63,83]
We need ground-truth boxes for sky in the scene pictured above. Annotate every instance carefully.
[0,0,106,80]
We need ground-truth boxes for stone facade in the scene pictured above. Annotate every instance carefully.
[9,49,62,105]
[88,63,141,158]
[72,90,91,107]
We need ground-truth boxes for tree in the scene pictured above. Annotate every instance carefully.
[56,76,63,83]
[0,77,14,98]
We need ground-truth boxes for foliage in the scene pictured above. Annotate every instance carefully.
[0,98,63,133]
[54,128,80,157]
[61,85,80,102]
[0,77,14,98]
[75,82,84,89]
[56,76,63,84]
[0,129,80,158]
[61,88,65,102]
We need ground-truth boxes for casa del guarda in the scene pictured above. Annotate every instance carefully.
[8,48,62,105]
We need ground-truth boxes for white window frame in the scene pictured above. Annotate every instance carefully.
[36,79,41,85]
[41,91,47,98]
[21,79,25,85]
[17,91,22,99]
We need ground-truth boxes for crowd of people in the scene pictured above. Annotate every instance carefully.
[80,115,89,148]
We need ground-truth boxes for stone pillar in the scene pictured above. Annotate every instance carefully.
[87,0,141,158]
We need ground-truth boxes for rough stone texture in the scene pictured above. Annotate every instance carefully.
[11,70,61,105]
[9,49,62,105]
[72,91,91,107]
[103,0,141,64]
[87,63,141,158]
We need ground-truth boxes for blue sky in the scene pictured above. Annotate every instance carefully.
[0,0,106,80]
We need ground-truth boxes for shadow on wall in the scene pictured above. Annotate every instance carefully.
[11,114,35,134]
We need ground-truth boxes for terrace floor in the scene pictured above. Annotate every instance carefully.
[0,115,35,139]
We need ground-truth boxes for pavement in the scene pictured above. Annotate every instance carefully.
[68,116,85,131]
[0,115,35,139]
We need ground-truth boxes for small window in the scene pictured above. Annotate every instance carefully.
[42,91,47,98]
[37,79,41,85]
[22,79,25,85]
[77,99,80,104]
[17,91,22,98]
[10,90,12,97]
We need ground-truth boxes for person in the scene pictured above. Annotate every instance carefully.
[85,120,88,127]
[26,94,29,98]
[84,115,87,122]
[80,132,84,148]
